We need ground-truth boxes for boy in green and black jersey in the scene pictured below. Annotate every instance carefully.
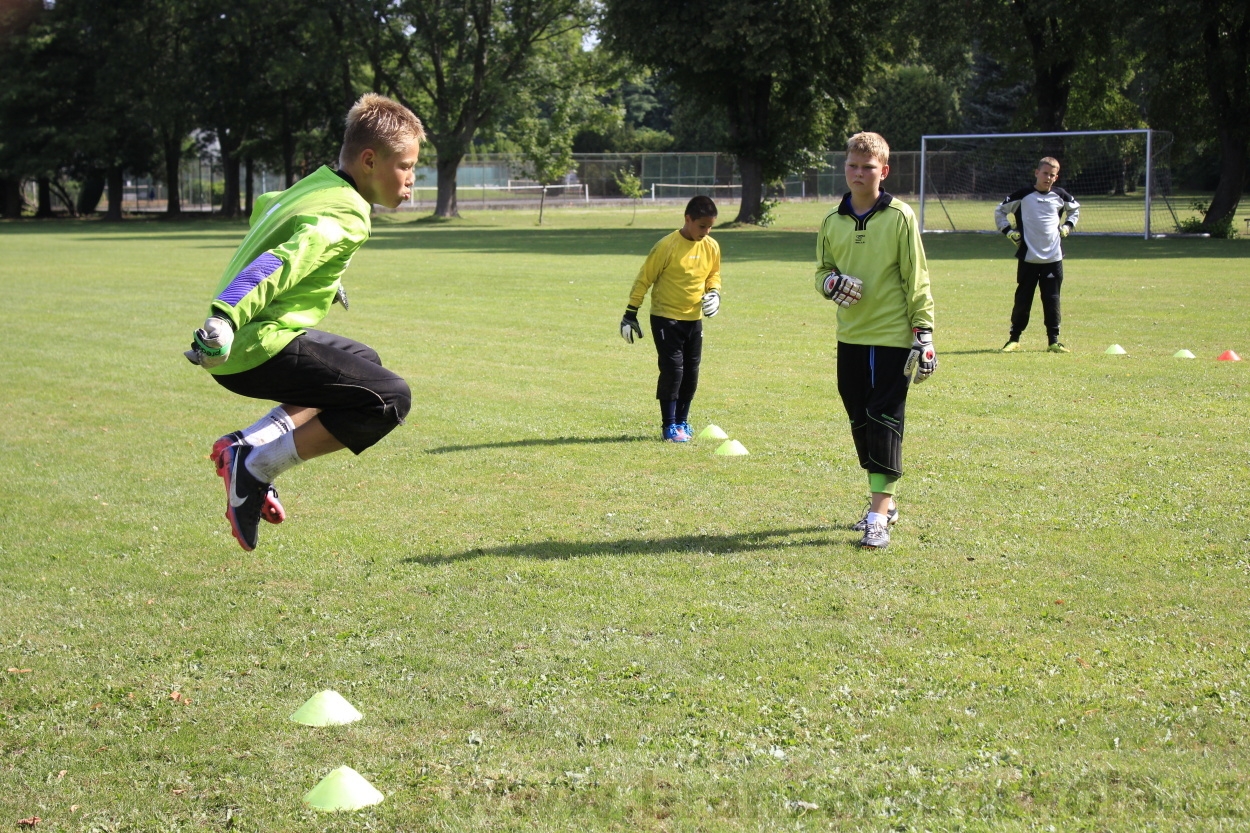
[815,132,936,548]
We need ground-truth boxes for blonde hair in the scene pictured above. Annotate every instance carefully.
[847,132,890,166]
[339,93,425,165]
[1038,156,1060,170]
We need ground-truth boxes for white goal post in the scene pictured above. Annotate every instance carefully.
[919,130,1179,239]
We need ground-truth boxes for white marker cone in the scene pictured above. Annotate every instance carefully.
[714,439,749,456]
[1104,344,1127,355]
[289,690,363,726]
[697,424,729,441]
[303,766,384,811]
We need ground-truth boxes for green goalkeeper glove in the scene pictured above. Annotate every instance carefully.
[185,316,235,368]
[1003,228,1022,245]
[1059,224,1071,238]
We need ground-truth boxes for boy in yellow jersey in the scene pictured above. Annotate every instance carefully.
[815,132,936,548]
[183,93,424,551]
[619,196,722,442]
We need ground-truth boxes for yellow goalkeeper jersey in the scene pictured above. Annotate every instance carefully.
[628,229,722,321]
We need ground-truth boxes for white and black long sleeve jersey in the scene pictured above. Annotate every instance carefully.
[994,186,1080,264]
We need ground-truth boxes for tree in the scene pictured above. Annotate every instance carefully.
[602,0,880,224]
[857,65,963,151]
[359,0,596,218]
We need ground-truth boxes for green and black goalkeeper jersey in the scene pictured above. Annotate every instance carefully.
[815,192,934,348]
[206,166,372,375]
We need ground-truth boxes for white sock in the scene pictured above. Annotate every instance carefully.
[245,432,303,483]
[867,511,889,527]
[239,407,295,447]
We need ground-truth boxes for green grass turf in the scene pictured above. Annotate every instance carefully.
[2,202,1248,831]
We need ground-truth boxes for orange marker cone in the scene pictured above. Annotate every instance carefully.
[1217,350,1241,361]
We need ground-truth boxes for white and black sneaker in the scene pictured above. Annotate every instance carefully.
[850,502,898,532]
[859,520,891,549]
[212,433,286,524]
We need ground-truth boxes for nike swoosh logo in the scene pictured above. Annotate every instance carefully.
[229,455,249,508]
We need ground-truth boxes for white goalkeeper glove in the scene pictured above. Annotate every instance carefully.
[1004,228,1022,245]
[701,290,720,317]
[184,315,235,368]
[821,271,863,307]
[1059,224,1070,238]
[904,328,936,383]
[620,306,642,344]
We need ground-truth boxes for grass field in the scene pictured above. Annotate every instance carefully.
[2,201,1249,831]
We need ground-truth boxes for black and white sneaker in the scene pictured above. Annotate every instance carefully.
[219,443,268,551]
[850,502,898,532]
[212,433,286,524]
[859,520,891,549]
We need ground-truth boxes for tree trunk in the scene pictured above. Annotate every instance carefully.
[734,156,764,224]
[163,133,182,216]
[219,150,241,218]
[1204,127,1248,229]
[434,154,462,218]
[105,166,124,221]
[77,170,105,214]
[245,158,254,216]
[35,177,53,218]
[0,179,23,218]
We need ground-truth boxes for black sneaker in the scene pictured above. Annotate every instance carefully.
[220,443,267,551]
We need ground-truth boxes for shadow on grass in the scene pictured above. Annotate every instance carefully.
[402,526,841,565]
[424,434,652,455]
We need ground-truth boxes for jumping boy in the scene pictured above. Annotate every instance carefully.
[184,93,424,551]
[619,196,722,442]
[815,132,935,549]
[995,156,1080,353]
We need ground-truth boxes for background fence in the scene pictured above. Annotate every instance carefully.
[21,152,927,215]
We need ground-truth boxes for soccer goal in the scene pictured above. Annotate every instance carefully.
[649,182,742,201]
[919,130,1179,238]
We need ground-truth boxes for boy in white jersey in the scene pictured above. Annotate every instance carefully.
[815,132,936,549]
[619,196,723,442]
[994,157,1081,353]
[183,93,424,551]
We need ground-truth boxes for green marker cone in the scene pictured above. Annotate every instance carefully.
[303,766,384,812]
[697,424,729,441]
[1173,349,1196,359]
[714,439,749,456]
[289,690,363,727]
[1104,344,1127,355]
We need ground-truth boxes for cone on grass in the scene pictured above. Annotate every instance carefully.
[303,766,384,811]
[697,424,729,441]
[714,439,749,456]
[1217,350,1241,362]
[289,690,363,726]
[1173,349,1196,359]
[1104,344,1127,355]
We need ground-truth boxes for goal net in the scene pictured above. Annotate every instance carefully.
[919,130,1178,237]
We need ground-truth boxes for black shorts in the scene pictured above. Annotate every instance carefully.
[212,329,411,455]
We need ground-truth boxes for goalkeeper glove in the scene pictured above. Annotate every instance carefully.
[184,315,235,368]
[701,290,720,317]
[821,271,863,307]
[1003,228,1022,245]
[620,306,642,343]
[1059,224,1071,238]
[903,328,937,383]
